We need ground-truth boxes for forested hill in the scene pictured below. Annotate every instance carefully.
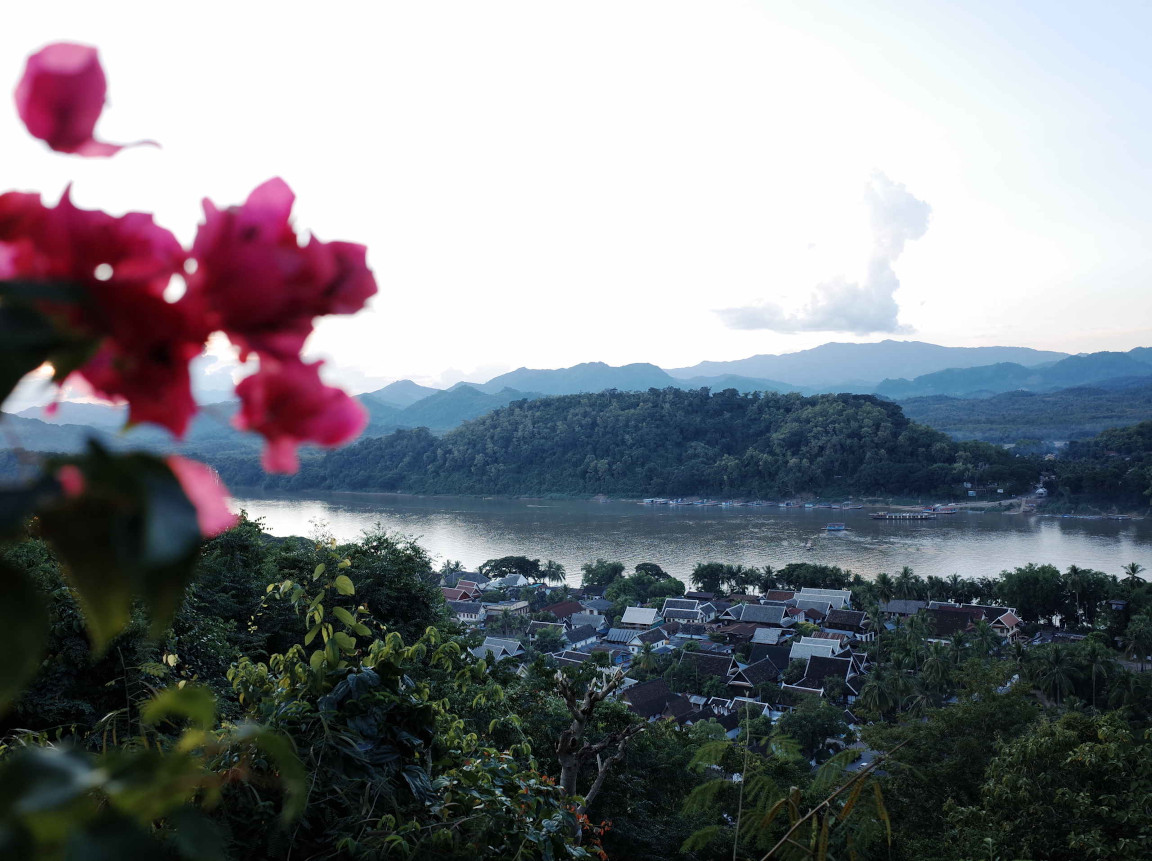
[211,388,1034,498]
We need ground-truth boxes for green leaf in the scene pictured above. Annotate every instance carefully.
[312,563,326,581]
[304,624,321,646]
[324,637,340,665]
[141,685,216,730]
[309,650,325,671]
[0,560,48,712]
[332,632,356,653]
[332,606,356,628]
[333,574,355,596]
[37,445,203,651]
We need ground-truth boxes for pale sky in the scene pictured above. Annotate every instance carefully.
[4,0,1151,396]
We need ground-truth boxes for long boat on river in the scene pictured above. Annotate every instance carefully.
[870,511,938,520]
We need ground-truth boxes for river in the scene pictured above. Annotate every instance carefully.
[229,493,1152,584]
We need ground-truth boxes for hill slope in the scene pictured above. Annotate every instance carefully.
[897,380,1152,443]
[876,350,1152,398]
[669,340,1067,387]
[211,388,1035,498]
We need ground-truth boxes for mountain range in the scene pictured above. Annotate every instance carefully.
[4,340,1150,455]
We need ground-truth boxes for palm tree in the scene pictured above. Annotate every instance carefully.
[636,642,657,673]
[948,632,969,667]
[1033,647,1078,705]
[1065,564,1087,627]
[1080,638,1116,709]
[946,573,965,603]
[1124,614,1152,671]
[971,620,1001,657]
[920,641,952,694]
[1123,562,1146,586]
[874,572,895,605]
[859,669,901,717]
[894,566,918,600]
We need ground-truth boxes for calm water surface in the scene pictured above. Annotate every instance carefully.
[230,493,1152,584]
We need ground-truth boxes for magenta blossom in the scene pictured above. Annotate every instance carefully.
[233,358,367,473]
[166,456,238,537]
[15,43,150,157]
[186,178,377,361]
[0,188,203,437]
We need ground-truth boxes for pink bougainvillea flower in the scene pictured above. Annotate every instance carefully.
[186,178,377,361]
[15,42,152,157]
[75,292,205,437]
[166,456,238,537]
[0,188,204,436]
[233,358,367,473]
[56,464,86,498]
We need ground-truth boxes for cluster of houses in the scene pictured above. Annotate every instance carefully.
[441,571,1022,736]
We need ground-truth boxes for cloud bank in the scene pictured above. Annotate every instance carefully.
[718,172,930,334]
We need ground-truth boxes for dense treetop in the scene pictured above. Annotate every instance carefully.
[212,387,1035,499]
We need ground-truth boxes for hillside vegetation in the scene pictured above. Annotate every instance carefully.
[211,387,1034,497]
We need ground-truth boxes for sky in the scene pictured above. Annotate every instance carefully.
[4,0,1152,401]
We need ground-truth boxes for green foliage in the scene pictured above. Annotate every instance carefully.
[212,388,1036,499]
[950,711,1152,860]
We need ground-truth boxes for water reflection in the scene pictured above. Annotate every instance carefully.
[230,492,1152,584]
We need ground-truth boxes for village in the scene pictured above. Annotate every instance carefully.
[440,565,1030,747]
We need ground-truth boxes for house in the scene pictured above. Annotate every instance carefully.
[526,620,567,645]
[569,612,607,631]
[660,598,718,624]
[991,611,1022,641]
[880,599,927,618]
[728,657,785,691]
[749,643,793,669]
[719,603,793,627]
[685,591,716,602]
[797,587,852,609]
[789,637,841,663]
[446,600,484,624]
[553,650,598,668]
[565,624,598,649]
[488,573,531,590]
[926,607,976,641]
[725,593,762,605]
[782,655,858,700]
[482,600,530,618]
[620,606,661,629]
[441,587,469,602]
[750,627,789,646]
[679,650,738,682]
[454,580,484,600]
[471,637,525,662]
[604,627,640,647]
[442,571,489,589]
[589,644,632,664]
[824,609,871,640]
[713,622,764,644]
[540,600,585,621]
[675,623,710,640]
[580,598,614,615]
[762,590,797,603]
[794,598,833,620]
[621,678,676,720]
[635,628,670,650]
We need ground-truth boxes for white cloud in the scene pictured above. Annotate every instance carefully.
[718,173,929,335]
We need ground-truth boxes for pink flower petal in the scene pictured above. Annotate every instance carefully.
[56,464,85,498]
[166,456,238,538]
[15,42,154,157]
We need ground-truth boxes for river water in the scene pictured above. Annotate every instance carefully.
[229,493,1152,584]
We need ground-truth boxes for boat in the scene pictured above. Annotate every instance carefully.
[804,539,814,551]
[825,522,847,531]
[870,512,937,521]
